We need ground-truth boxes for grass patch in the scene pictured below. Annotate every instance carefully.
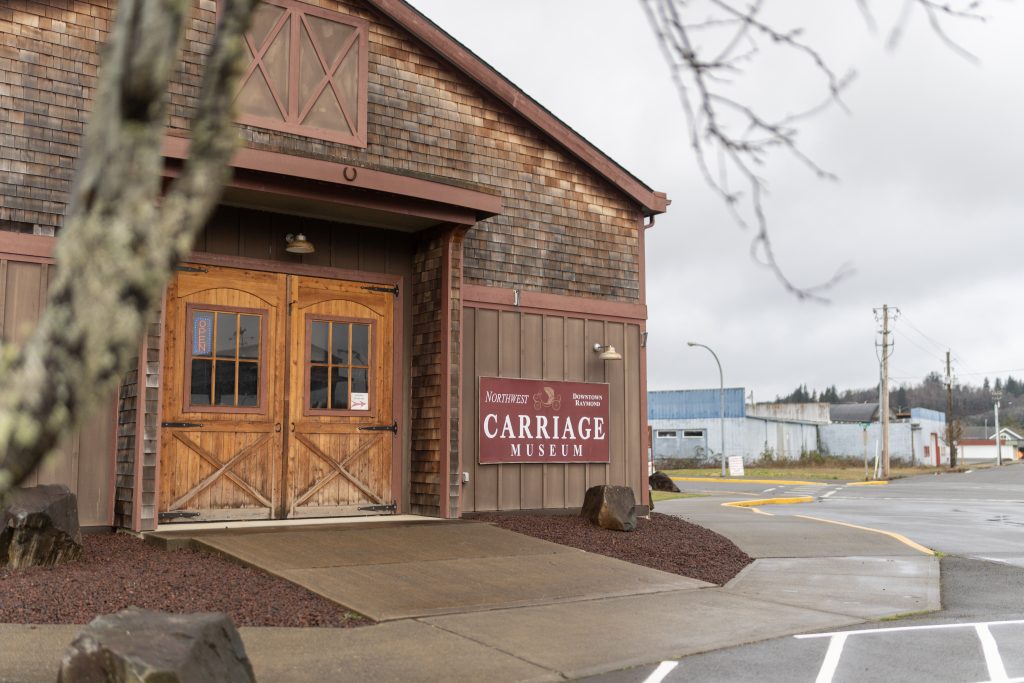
[651,491,705,502]
[663,466,944,482]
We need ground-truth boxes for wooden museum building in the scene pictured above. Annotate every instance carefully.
[0,0,668,531]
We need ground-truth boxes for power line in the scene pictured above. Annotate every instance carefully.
[898,313,949,356]
[892,329,947,365]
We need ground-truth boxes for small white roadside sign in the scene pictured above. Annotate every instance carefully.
[728,456,745,477]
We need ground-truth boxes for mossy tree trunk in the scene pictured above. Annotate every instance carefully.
[0,0,258,497]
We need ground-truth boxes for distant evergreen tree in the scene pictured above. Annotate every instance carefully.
[894,386,908,410]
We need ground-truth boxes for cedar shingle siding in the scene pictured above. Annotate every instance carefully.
[3,0,641,302]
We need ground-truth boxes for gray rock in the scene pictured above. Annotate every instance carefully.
[581,485,637,531]
[0,484,82,569]
[649,471,681,492]
[58,607,256,683]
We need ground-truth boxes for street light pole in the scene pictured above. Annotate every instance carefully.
[688,342,726,477]
[993,390,1003,466]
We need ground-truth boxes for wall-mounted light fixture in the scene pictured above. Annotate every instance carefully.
[285,233,315,254]
[592,343,622,361]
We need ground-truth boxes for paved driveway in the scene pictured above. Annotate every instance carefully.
[762,463,1024,566]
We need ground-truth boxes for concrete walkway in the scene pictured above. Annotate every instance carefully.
[0,498,940,682]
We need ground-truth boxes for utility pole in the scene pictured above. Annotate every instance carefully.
[946,351,957,468]
[874,304,894,479]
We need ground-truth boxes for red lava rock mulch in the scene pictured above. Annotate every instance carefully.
[0,532,372,627]
[466,511,752,586]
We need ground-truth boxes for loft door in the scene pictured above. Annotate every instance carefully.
[286,276,394,517]
[159,265,395,523]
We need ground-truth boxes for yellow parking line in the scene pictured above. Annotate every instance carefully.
[794,514,934,555]
[722,496,815,508]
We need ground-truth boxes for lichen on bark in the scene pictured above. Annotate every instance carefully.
[0,0,259,499]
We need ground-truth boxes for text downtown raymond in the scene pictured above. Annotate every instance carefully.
[478,377,610,464]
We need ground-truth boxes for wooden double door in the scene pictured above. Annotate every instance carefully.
[159,264,396,522]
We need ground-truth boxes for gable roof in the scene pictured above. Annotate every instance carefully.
[364,0,669,217]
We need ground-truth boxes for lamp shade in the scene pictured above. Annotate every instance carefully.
[285,233,315,254]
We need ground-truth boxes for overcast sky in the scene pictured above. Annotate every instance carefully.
[409,0,1023,401]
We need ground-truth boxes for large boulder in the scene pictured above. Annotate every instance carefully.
[649,471,681,492]
[581,485,637,531]
[58,608,256,683]
[0,484,82,569]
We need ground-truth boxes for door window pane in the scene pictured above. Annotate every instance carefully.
[351,324,369,366]
[309,366,328,409]
[307,317,371,411]
[238,362,259,407]
[310,321,329,363]
[351,367,368,394]
[214,361,236,406]
[190,359,213,405]
[215,312,238,357]
[238,315,260,359]
[187,309,263,410]
[331,322,349,364]
[331,367,349,409]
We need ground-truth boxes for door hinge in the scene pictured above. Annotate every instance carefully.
[161,421,204,428]
[158,511,201,521]
[175,265,208,273]
[358,421,398,434]
[362,284,399,297]
[358,500,397,514]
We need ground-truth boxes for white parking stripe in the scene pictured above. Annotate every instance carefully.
[642,660,679,683]
[814,634,848,683]
[822,490,837,498]
[976,624,1009,682]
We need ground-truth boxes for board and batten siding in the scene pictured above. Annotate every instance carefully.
[0,249,116,527]
[460,306,644,512]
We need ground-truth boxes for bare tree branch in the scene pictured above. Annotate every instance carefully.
[641,0,990,301]
[0,0,258,497]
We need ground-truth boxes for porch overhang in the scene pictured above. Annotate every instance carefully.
[162,136,503,231]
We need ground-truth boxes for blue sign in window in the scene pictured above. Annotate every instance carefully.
[192,311,214,357]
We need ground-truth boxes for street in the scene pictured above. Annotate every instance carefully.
[584,464,1024,682]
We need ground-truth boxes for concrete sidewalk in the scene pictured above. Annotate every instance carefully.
[0,498,940,682]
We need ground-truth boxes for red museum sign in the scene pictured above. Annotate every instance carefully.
[478,377,610,464]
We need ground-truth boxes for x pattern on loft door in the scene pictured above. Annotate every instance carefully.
[235,0,368,146]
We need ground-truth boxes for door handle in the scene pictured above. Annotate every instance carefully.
[274,423,282,433]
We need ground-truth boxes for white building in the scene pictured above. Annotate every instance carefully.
[649,390,947,466]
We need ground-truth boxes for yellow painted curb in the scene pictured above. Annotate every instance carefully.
[847,480,889,486]
[722,496,814,508]
[794,514,934,556]
[673,477,822,486]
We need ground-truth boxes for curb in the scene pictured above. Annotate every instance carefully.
[847,481,889,487]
